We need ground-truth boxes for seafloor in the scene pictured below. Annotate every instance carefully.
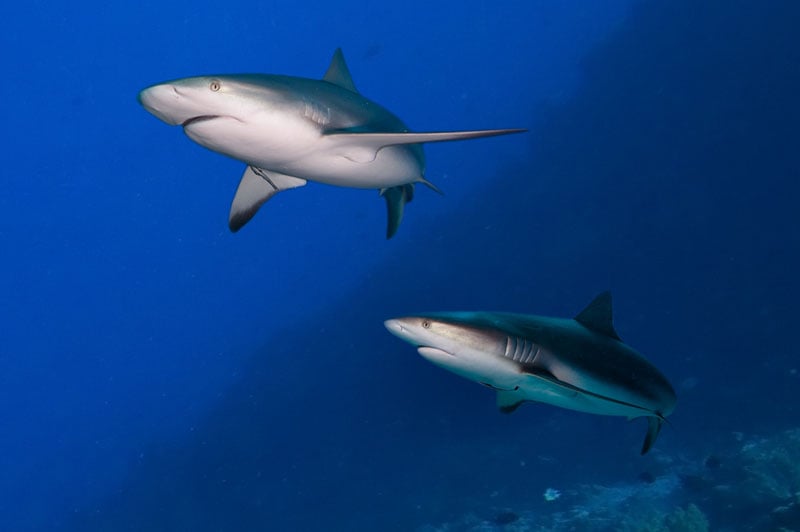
[419,428,800,531]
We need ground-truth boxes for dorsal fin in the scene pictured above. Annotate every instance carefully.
[574,291,620,340]
[322,48,358,93]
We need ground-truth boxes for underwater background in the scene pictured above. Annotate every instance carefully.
[2,0,799,530]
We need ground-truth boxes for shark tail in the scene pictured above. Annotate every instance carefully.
[380,184,414,239]
[641,415,665,455]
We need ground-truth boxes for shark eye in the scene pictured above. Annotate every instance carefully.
[209,80,221,92]
[422,320,431,329]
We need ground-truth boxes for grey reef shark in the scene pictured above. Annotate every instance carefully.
[138,49,525,238]
[385,292,677,454]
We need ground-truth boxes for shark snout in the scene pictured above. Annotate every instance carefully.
[138,83,189,126]
[384,318,410,338]
[384,317,430,346]
[385,318,457,364]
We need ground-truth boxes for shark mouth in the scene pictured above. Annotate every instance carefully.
[182,115,220,127]
[417,346,455,359]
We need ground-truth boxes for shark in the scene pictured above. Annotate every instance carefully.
[138,49,524,238]
[384,292,677,454]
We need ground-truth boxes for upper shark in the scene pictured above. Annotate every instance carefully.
[384,292,677,454]
[138,49,525,238]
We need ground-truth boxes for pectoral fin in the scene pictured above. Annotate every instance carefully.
[496,389,525,414]
[325,129,526,163]
[380,184,414,239]
[229,167,306,232]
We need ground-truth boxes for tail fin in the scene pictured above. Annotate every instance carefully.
[380,184,414,239]
[641,416,664,455]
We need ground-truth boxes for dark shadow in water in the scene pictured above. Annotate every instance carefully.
[69,1,800,530]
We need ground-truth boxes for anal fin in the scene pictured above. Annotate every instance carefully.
[229,167,306,232]
[380,183,414,239]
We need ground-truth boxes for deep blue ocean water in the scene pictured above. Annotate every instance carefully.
[2,1,799,530]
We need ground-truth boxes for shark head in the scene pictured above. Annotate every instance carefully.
[384,314,523,391]
[138,75,300,126]
[138,76,236,127]
[138,75,319,163]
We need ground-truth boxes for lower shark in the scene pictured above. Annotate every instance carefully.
[384,292,677,454]
[138,49,524,238]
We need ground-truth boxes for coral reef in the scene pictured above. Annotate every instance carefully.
[416,427,800,531]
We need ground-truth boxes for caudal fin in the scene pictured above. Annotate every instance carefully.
[641,416,664,455]
[380,184,414,239]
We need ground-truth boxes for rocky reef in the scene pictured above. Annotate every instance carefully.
[417,428,800,531]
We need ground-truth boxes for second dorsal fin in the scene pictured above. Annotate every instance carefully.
[574,291,620,340]
[322,48,358,93]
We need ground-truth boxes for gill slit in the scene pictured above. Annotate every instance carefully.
[505,336,541,365]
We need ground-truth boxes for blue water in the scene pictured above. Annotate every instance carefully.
[2,1,798,530]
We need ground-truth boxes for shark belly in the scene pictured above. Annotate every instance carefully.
[185,118,423,189]
[516,367,656,418]
[417,346,523,392]
[281,144,423,188]
[184,114,321,169]
[519,381,652,417]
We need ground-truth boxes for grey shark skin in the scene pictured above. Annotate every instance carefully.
[384,292,677,454]
[138,49,525,238]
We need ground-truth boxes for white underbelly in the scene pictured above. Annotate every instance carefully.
[186,117,424,189]
[281,145,423,188]
[519,378,651,418]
